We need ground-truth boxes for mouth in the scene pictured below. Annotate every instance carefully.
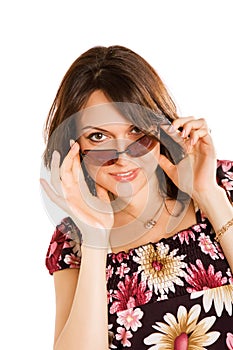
[109,168,140,182]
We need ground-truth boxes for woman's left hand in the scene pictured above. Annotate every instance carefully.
[159,117,218,200]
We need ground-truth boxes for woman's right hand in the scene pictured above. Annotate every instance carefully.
[40,141,114,248]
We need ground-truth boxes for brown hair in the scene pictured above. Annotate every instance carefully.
[43,45,188,201]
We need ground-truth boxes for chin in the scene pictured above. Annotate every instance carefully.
[112,180,147,199]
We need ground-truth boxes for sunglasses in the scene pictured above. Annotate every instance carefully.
[80,134,158,166]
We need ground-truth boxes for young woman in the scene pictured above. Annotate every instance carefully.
[41,45,233,350]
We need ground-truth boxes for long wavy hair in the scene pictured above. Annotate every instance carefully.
[43,45,188,201]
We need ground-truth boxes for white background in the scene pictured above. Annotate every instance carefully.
[0,0,232,349]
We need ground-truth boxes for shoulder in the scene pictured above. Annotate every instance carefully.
[45,217,82,275]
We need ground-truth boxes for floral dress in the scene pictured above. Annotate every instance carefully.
[46,160,233,350]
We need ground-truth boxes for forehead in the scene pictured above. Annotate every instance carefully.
[77,103,131,131]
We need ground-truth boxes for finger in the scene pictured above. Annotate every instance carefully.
[50,151,63,196]
[68,140,88,187]
[160,123,186,145]
[71,152,80,183]
[160,123,188,155]
[172,116,196,131]
[189,127,210,146]
[69,139,81,182]
[60,141,80,186]
[173,117,208,138]
[71,158,95,204]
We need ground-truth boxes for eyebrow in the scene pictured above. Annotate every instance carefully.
[81,126,110,132]
[81,125,135,132]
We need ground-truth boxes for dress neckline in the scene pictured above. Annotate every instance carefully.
[107,208,209,257]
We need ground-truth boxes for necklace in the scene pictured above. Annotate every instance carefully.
[117,198,165,230]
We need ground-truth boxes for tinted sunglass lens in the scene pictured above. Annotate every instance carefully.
[128,135,157,157]
[83,150,118,166]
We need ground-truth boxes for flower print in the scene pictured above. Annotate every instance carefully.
[115,327,133,347]
[46,227,72,272]
[109,344,117,350]
[213,241,225,259]
[226,333,233,350]
[133,242,187,295]
[186,259,227,293]
[191,284,233,317]
[173,229,196,244]
[198,232,220,259]
[108,324,113,331]
[117,307,143,331]
[106,265,114,281]
[222,178,233,191]
[107,289,114,304]
[110,273,152,314]
[64,253,81,268]
[111,252,130,264]
[193,223,207,232]
[186,259,233,316]
[217,161,233,202]
[47,227,70,260]
[69,239,82,255]
[144,304,220,349]
[218,160,232,173]
[116,263,130,278]
[157,294,168,302]
[227,268,233,284]
[136,276,153,305]
[45,217,83,275]
[226,171,233,180]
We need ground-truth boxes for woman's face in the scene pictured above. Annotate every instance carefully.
[77,90,160,198]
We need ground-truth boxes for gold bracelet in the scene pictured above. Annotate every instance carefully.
[215,218,233,243]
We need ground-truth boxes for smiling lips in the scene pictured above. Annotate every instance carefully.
[109,168,140,182]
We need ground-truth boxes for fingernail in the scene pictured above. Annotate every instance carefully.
[70,139,75,147]
[168,124,176,133]
[71,141,79,151]
[181,130,186,138]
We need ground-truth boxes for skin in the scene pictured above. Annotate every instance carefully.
[40,90,233,350]
[77,92,161,213]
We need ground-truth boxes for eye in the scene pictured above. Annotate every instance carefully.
[87,132,108,142]
[130,126,144,135]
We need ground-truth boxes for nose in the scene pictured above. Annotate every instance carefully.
[115,149,131,162]
[114,153,131,166]
[114,138,129,152]
[114,143,134,166]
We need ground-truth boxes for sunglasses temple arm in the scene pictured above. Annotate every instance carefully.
[147,119,173,136]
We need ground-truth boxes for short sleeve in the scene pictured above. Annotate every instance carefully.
[217,160,233,203]
[45,217,82,275]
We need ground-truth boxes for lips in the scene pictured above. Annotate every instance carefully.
[109,168,140,182]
